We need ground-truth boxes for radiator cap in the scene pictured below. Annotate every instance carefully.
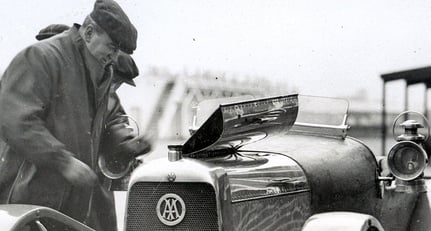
[168,145,183,162]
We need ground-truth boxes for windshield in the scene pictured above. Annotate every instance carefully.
[295,95,349,127]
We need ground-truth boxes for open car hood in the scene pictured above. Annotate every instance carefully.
[182,94,299,155]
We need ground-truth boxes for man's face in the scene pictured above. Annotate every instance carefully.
[86,26,120,66]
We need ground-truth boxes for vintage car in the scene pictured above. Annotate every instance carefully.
[1,94,430,231]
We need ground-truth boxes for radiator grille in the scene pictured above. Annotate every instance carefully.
[126,182,219,231]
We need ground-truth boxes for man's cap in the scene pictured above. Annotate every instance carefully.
[90,0,137,54]
[35,24,70,41]
[113,52,139,86]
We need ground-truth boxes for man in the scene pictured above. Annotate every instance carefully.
[99,53,153,186]
[0,0,142,230]
[35,23,152,188]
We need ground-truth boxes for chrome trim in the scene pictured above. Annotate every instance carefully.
[231,189,310,203]
[129,158,226,185]
[128,157,233,230]
[211,153,309,203]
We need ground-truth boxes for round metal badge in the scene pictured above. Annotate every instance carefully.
[156,193,186,226]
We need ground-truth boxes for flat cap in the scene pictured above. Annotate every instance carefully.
[90,0,137,54]
[113,52,139,86]
[36,24,70,41]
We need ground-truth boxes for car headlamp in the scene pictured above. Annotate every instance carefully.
[387,141,428,181]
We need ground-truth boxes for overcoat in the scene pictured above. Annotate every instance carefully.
[0,24,119,231]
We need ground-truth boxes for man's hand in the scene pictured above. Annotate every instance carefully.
[105,123,135,145]
[61,156,98,188]
[101,121,154,162]
[116,134,153,159]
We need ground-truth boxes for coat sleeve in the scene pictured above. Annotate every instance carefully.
[105,93,128,127]
[0,46,74,171]
[101,93,132,146]
[99,94,135,158]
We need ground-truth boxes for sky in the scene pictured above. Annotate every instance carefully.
[2,0,431,110]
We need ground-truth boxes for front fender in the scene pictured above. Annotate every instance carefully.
[301,212,384,231]
[0,204,94,231]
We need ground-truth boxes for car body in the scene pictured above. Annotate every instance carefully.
[1,94,430,231]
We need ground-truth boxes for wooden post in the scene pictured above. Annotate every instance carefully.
[382,81,386,155]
